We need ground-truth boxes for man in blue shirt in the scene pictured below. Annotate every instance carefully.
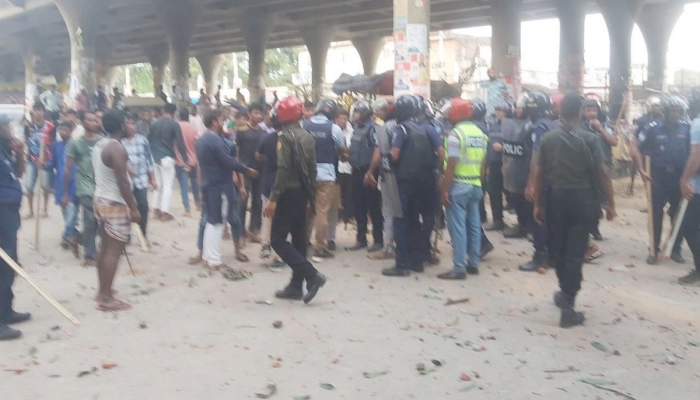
[0,114,30,341]
[678,91,700,286]
[635,96,690,265]
[196,109,257,270]
[303,99,346,259]
[46,121,79,257]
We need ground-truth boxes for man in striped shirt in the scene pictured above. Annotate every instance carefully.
[122,114,157,240]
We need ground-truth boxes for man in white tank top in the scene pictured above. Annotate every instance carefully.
[92,110,141,312]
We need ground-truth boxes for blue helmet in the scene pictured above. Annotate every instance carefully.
[395,95,421,123]
[470,98,487,121]
[661,95,689,116]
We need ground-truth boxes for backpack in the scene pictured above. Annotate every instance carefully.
[395,120,436,182]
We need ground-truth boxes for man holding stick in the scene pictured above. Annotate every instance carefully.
[678,90,700,286]
[0,114,30,340]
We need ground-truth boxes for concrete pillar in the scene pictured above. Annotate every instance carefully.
[598,0,643,120]
[301,27,334,102]
[352,35,385,75]
[237,9,277,105]
[393,0,431,98]
[490,0,522,99]
[20,38,39,112]
[638,2,684,91]
[145,43,169,94]
[156,0,201,105]
[93,37,114,91]
[196,54,225,100]
[55,0,107,105]
[555,0,586,92]
[50,59,70,86]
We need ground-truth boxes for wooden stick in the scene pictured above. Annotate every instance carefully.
[645,156,655,257]
[662,198,689,259]
[0,248,80,326]
[34,141,46,250]
[132,223,149,252]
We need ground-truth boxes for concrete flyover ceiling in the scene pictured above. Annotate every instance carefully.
[0,0,697,75]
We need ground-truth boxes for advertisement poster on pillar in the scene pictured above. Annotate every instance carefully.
[406,23,430,98]
[394,0,407,28]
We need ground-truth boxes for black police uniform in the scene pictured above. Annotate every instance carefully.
[637,119,691,260]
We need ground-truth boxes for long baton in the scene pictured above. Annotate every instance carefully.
[0,248,80,326]
[662,198,689,259]
[645,157,655,257]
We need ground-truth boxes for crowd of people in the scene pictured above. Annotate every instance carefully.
[1,80,700,341]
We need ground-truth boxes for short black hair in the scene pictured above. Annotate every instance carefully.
[102,110,126,135]
[248,103,265,113]
[204,109,222,129]
[33,101,45,111]
[235,110,249,120]
[164,103,177,115]
[64,109,77,116]
[79,110,94,123]
[337,110,349,118]
[560,93,583,120]
[58,121,74,129]
[304,101,315,109]
[77,110,85,121]
[179,108,190,121]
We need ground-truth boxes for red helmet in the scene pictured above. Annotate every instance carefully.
[550,92,566,119]
[273,96,303,124]
[447,98,474,124]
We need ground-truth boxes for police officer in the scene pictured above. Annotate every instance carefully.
[382,95,445,277]
[264,96,326,304]
[347,100,384,252]
[0,114,30,341]
[534,94,615,328]
[629,97,664,195]
[635,95,691,265]
[678,87,700,286]
[502,94,534,239]
[484,101,510,231]
[581,98,618,241]
[520,91,560,272]
[437,98,488,280]
[302,99,346,259]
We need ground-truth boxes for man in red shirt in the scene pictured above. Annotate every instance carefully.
[176,108,200,217]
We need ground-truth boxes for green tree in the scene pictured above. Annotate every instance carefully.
[226,47,300,88]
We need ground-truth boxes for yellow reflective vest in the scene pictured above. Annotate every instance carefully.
[444,122,488,187]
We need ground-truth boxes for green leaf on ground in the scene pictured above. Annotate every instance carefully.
[77,367,98,378]
[293,396,311,400]
[591,341,608,352]
[363,371,390,379]
[581,378,616,386]
[48,374,61,378]
[428,287,439,293]
[447,317,459,327]
[28,346,38,357]
[688,341,700,347]
[320,383,335,390]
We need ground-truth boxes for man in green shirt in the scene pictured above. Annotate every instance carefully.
[534,94,616,328]
[64,111,103,265]
[264,96,325,304]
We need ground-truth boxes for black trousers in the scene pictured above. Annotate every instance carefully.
[352,168,383,245]
[395,178,434,270]
[240,176,262,234]
[680,194,700,272]
[651,166,683,254]
[511,192,532,231]
[270,188,318,289]
[338,172,353,222]
[487,161,504,222]
[549,188,597,298]
[132,187,149,239]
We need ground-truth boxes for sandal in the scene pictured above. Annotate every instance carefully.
[96,298,132,312]
[235,253,250,263]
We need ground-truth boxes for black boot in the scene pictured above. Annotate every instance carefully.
[504,226,527,239]
[671,250,686,264]
[0,325,21,341]
[556,292,585,328]
[303,273,327,304]
[519,250,548,272]
[484,220,506,231]
[275,285,303,300]
[480,242,495,260]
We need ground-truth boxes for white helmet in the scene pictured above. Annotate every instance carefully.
[515,93,529,109]
[646,96,661,111]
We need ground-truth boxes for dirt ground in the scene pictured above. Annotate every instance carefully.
[2,179,699,400]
